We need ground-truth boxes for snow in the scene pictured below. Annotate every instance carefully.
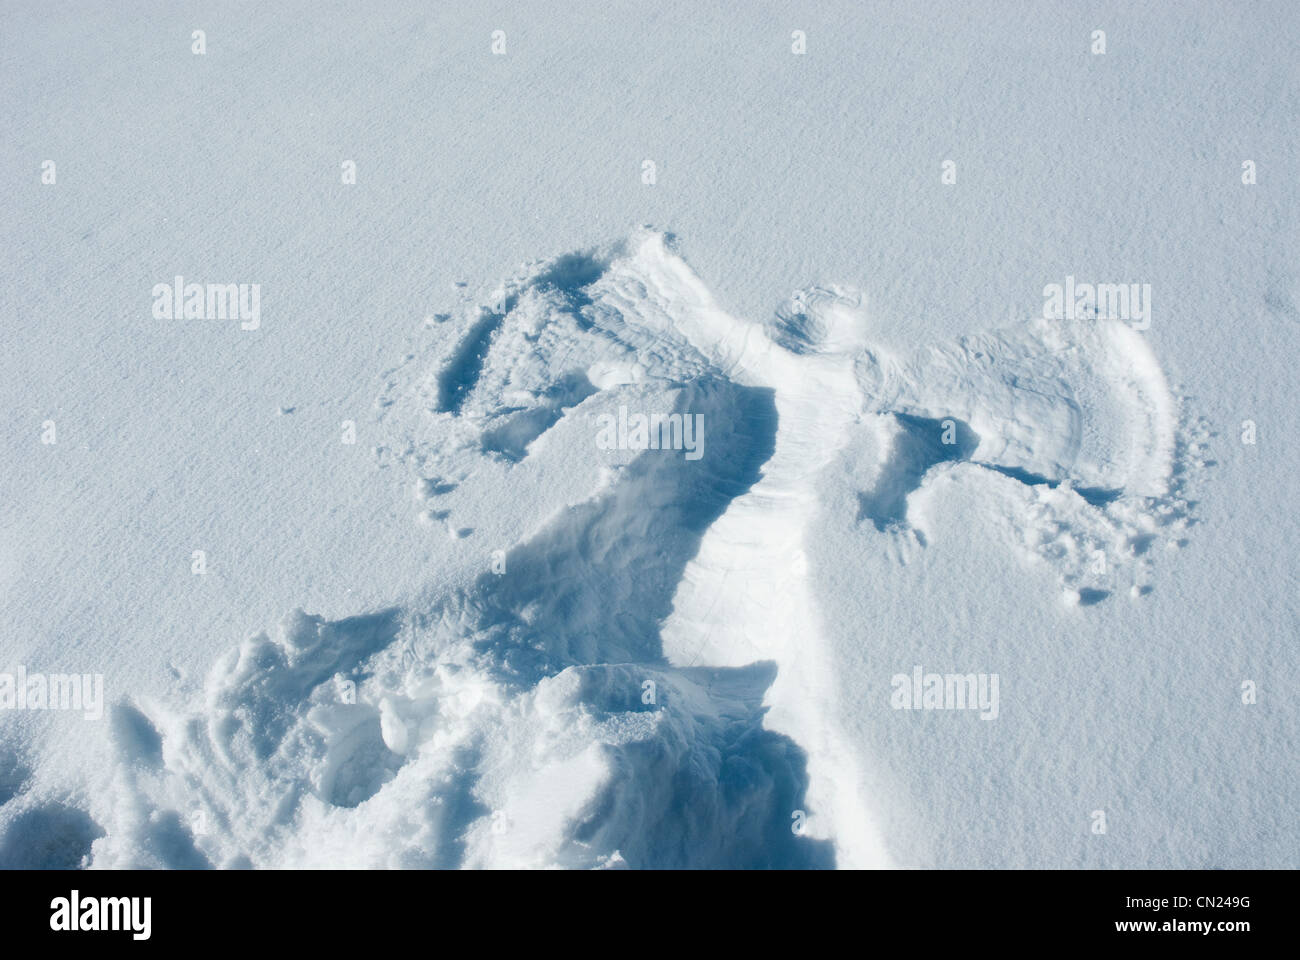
[1,2,1297,869]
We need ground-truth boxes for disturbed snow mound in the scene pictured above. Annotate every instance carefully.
[3,229,1204,869]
